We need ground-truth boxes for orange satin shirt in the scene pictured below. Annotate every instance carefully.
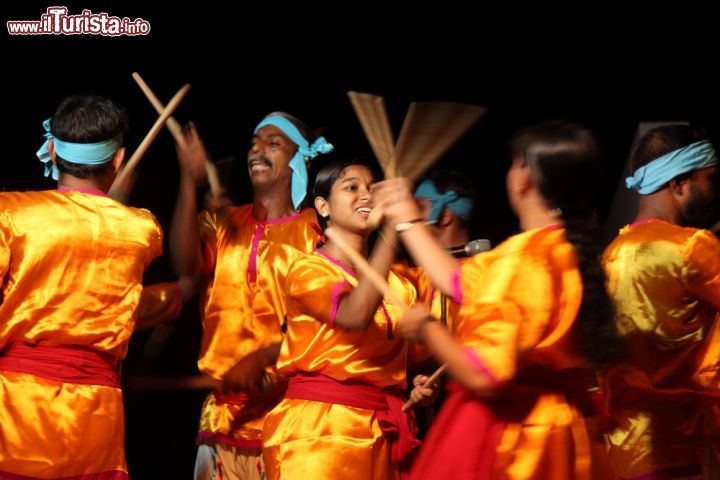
[602,219,720,478]
[196,206,320,445]
[263,249,417,480]
[0,189,162,479]
[454,226,608,479]
[276,249,417,387]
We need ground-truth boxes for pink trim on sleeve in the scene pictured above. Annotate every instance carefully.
[464,347,499,387]
[450,267,462,304]
[329,280,351,326]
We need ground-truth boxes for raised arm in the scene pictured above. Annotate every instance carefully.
[333,224,399,329]
[169,124,208,280]
[373,178,459,299]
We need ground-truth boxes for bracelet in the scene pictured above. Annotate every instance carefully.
[395,217,426,233]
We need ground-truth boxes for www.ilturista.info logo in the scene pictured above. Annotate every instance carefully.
[7,7,151,36]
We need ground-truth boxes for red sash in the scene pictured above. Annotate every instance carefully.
[0,342,120,388]
[285,373,420,465]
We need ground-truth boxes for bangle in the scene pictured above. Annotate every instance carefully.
[395,217,426,233]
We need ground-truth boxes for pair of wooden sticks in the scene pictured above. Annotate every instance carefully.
[325,92,486,411]
[108,73,223,202]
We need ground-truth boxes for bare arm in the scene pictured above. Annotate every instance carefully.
[333,224,398,329]
[373,178,459,297]
[400,304,494,396]
[169,124,208,279]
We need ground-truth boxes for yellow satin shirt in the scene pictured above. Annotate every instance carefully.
[196,206,320,446]
[0,189,162,479]
[602,219,720,478]
[454,226,609,479]
[263,249,417,480]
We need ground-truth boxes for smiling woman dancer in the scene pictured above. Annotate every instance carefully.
[262,159,428,480]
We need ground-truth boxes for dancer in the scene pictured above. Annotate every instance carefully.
[602,124,720,479]
[170,114,331,480]
[375,120,620,479]
[0,93,163,479]
[262,159,423,480]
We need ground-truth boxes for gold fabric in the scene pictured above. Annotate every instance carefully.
[197,206,320,445]
[263,250,417,480]
[602,219,720,478]
[393,260,462,367]
[0,190,162,478]
[455,226,609,479]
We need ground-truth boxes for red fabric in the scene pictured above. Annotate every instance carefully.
[0,342,120,388]
[0,469,128,480]
[410,382,505,480]
[195,431,262,449]
[285,373,420,464]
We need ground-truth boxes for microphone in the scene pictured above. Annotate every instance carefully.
[448,239,491,258]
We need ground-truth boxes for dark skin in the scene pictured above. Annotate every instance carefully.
[220,343,281,394]
[170,123,299,394]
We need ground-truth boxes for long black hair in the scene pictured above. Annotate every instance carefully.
[510,120,622,369]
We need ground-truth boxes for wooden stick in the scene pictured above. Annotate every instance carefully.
[348,91,394,171]
[325,225,449,410]
[132,72,185,145]
[371,95,396,177]
[395,102,487,181]
[110,83,191,194]
[132,73,222,197]
[323,227,408,309]
[401,363,447,412]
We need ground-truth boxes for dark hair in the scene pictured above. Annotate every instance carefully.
[631,125,709,189]
[510,120,622,369]
[51,92,128,179]
[312,158,379,230]
[423,170,476,227]
[632,125,707,173]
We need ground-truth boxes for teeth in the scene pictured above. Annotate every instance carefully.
[356,207,371,214]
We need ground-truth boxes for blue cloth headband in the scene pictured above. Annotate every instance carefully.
[414,179,473,222]
[254,116,333,209]
[626,140,718,194]
[36,119,122,180]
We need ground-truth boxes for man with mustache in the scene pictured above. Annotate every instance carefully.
[170,113,332,480]
[602,125,720,479]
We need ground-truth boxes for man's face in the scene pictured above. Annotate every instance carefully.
[682,166,719,228]
[247,125,297,190]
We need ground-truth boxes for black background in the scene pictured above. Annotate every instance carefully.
[2,3,718,477]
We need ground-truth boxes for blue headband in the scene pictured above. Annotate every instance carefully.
[415,179,473,222]
[254,116,333,209]
[36,118,122,181]
[626,140,718,194]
